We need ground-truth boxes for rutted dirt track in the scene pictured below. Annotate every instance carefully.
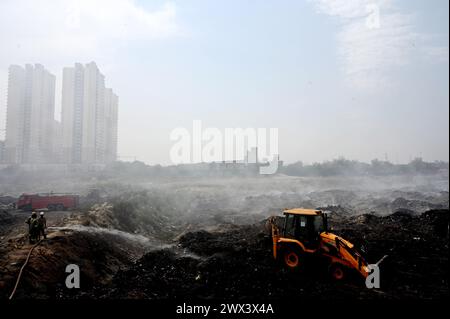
[0,175,448,300]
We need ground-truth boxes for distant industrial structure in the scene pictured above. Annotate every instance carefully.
[1,62,118,166]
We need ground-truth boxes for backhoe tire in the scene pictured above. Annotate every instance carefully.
[283,247,304,271]
[329,263,346,281]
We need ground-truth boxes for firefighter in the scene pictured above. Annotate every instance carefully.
[38,211,47,240]
[25,212,39,244]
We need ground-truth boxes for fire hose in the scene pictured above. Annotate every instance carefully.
[8,239,42,300]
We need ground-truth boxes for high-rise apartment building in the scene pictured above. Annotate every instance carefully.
[61,62,118,164]
[104,88,119,163]
[4,64,57,164]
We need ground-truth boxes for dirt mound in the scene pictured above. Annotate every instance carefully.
[0,226,151,300]
[390,197,445,214]
[70,198,177,241]
[178,223,266,256]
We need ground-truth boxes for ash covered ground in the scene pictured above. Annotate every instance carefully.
[0,172,448,300]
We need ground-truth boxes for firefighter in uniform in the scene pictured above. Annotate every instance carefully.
[25,212,39,243]
[38,211,47,240]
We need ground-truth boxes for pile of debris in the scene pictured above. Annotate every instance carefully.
[0,210,16,235]
[69,198,177,241]
[92,209,448,300]
[0,195,16,212]
[334,209,449,298]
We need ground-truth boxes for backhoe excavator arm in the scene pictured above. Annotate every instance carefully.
[321,233,370,278]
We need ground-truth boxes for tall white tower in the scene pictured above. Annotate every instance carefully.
[4,64,56,164]
[61,62,118,164]
[104,88,119,163]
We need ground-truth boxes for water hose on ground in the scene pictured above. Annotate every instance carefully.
[8,239,42,300]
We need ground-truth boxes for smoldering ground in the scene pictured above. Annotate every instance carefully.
[0,162,448,299]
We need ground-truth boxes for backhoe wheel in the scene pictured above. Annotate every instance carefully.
[329,263,346,281]
[283,248,303,270]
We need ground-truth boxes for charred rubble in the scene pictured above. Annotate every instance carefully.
[80,209,449,300]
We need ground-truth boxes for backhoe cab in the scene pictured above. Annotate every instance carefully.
[269,208,370,280]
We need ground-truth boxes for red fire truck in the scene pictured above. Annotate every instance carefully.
[17,193,79,211]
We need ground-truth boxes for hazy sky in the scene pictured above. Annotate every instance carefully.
[0,0,448,165]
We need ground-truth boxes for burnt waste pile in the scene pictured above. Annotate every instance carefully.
[2,175,448,300]
[86,208,448,300]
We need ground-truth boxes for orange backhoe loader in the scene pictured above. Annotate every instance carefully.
[268,208,370,280]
